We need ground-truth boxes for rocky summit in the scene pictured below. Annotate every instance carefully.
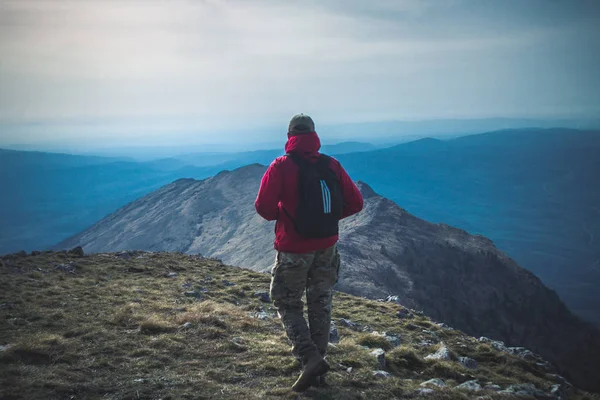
[55,164,600,392]
[0,251,596,399]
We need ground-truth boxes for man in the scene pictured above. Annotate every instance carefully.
[255,114,364,392]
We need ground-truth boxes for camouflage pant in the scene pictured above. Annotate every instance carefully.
[270,245,340,361]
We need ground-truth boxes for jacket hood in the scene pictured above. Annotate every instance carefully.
[284,132,321,157]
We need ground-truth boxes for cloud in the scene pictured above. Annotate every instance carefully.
[0,0,598,145]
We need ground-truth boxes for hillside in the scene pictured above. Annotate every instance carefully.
[1,250,596,399]
[56,165,600,391]
[335,128,600,327]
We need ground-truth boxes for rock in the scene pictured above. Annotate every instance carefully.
[338,318,360,330]
[362,325,373,333]
[418,340,436,347]
[183,291,202,300]
[230,337,247,352]
[385,334,402,348]
[254,311,270,320]
[416,388,436,396]
[30,251,41,256]
[254,291,271,303]
[0,303,14,310]
[499,383,549,398]
[222,279,236,287]
[346,367,353,373]
[550,384,563,398]
[479,337,508,352]
[536,361,553,371]
[329,322,340,344]
[436,323,452,330]
[484,384,502,391]
[116,252,133,260]
[55,263,76,274]
[386,295,401,303]
[420,378,446,388]
[547,374,572,388]
[397,308,414,319]
[180,322,193,329]
[425,345,452,361]
[165,272,178,278]
[459,356,478,369]
[415,388,435,396]
[372,370,391,379]
[68,246,85,257]
[14,250,27,258]
[507,347,538,361]
[456,380,482,392]
[0,344,11,352]
[181,282,193,289]
[370,348,386,369]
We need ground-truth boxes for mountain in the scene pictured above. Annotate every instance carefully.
[321,118,600,142]
[0,149,224,255]
[1,251,593,399]
[57,164,600,391]
[335,128,600,327]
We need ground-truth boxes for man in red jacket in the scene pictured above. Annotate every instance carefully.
[255,114,364,392]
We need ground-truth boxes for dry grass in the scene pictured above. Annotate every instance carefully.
[0,251,598,400]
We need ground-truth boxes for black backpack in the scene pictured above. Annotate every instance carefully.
[284,152,344,238]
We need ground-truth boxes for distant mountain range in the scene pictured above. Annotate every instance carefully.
[0,142,375,255]
[2,128,599,327]
[56,163,600,391]
[334,128,600,327]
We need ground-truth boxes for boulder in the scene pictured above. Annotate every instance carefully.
[386,295,401,303]
[456,380,482,392]
[499,383,550,398]
[55,263,76,274]
[420,378,446,388]
[479,337,508,352]
[385,334,402,348]
[484,384,502,391]
[68,246,85,257]
[329,322,340,344]
[183,291,203,300]
[338,318,360,330]
[372,370,391,379]
[370,348,386,369]
[425,345,452,361]
[459,356,478,369]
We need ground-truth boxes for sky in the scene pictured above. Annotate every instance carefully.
[0,0,599,148]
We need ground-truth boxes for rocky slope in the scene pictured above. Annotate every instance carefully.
[56,164,600,391]
[1,251,595,399]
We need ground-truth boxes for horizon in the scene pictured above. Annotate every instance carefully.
[3,119,600,159]
[1,1,599,148]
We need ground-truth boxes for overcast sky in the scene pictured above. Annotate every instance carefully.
[0,0,599,147]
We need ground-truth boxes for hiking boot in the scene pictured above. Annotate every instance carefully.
[292,352,330,392]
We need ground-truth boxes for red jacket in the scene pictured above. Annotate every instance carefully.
[255,132,364,253]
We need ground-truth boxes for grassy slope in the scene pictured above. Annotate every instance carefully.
[0,252,597,400]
